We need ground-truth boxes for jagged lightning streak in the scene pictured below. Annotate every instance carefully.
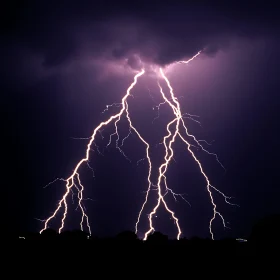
[177,50,202,64]
[135,87,188,236]
[75,173,91,235]
[40,70,145,234]
[142,59,235,240]
[41,50,236,240]
[142,82,182,240]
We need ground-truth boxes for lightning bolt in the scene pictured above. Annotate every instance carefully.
[137,52,235,240]
[40,70,146,234]
[40,50,236,241]
[177,51,202,64]
[141,64,234,240]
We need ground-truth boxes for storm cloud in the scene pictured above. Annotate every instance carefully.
[2,0,279,86]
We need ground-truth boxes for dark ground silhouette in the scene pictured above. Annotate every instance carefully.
[16,215,280,256]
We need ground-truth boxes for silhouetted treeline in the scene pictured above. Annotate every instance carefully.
[16,215,280,255]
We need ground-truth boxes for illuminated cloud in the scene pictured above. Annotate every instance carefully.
[2,0,279,88]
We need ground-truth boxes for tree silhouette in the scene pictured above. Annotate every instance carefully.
[16,214,280,257]
[250,214,280,243]
[146,231,168,242]
[40,228,58,240]
[116,230,138,240]
[59,230,88,240]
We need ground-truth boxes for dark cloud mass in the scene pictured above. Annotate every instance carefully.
[2,0,280,85]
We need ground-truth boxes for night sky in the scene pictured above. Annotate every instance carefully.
[4,0,280,239]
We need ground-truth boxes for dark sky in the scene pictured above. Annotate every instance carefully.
[4,0,280,239]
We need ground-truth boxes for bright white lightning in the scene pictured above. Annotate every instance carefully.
[40,70,146,234]
[177,51,202,64]
[40,51,236,241]
[141,67,235,240]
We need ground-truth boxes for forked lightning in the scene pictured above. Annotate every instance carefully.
[40,52,236,239]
